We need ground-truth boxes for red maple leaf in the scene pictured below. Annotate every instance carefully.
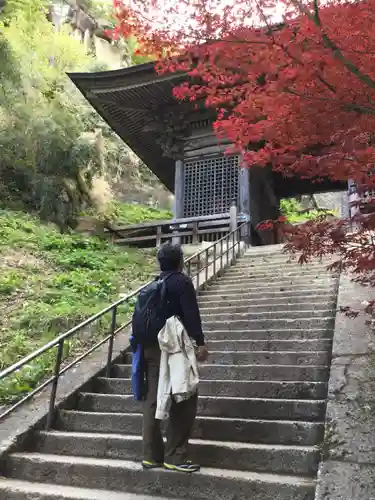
[114,0,375,313]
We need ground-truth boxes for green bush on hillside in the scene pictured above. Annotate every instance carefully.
[112,202,172,225]
[0,209,159,404]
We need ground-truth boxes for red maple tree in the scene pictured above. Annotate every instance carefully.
[114,0,375,294]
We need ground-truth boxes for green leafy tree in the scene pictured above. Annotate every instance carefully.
[0,0,157,228]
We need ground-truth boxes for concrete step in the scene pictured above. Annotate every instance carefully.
[195,328,332,341]
[123,350,330,366]
[201,309,334,321]
[77,393,326,421]
[5,454,316,500]
[199,301,336,314]
[203,317,334,331]
[112,363,329,381]
[94,378,329,399]
[56,411,324,445]
[33,431,320,476]
[0,479,175,500]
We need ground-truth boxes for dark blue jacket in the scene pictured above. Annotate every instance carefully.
[130,271,204,401]
[159,271,205,346]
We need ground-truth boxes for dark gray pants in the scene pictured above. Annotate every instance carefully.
[142,345,197,464]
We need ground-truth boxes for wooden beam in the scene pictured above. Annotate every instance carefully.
[108,213,232,233]
[114,226,230,245]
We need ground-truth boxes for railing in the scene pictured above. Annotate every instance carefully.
[106,212,244,247]
[0,221,252,428]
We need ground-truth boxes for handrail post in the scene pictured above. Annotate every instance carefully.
[187,260,192,277]
[196,253,200,294]
[213,241,217,277]
[226,233,230,267]
[232,231,236,264]
[247,220,252,247]
[220,238,223,270]
[106,306,117,378]
[156,225,162,248]
[204,248,209,289]
[46,339,64,430]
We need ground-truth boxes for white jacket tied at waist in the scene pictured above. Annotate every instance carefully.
[155,316,199,421]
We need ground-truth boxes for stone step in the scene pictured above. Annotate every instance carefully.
[144,339,333,352]
[202,284,336,296]
[220,269,337,280]
[94,378,328,399]
[238,256,331,267]
[204,339,333,352]
[77,393,326,421]
[198,297,337,309]
[198,328,332,341]
[213,277,337,288]
[240,250,329,260]
[123,351,330,366]
[5,454,316,500]
[241,258,333,267]
[224,266,336,277]
[199,288,336,300]
[112,363,329,381]
[199,301,335,314]
[0,479,174,500]
[203,317,334,331]
[201,309,334,321]
[56,411,324,445]
[223,272,336,283]
[33,431,320,476]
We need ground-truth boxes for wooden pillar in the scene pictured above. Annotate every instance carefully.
[174,160,184,219]
[230,199,238,233]
[238,165,251,244]
[172,159,184,244]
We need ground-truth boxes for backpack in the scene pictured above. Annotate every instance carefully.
[131,273,174,345]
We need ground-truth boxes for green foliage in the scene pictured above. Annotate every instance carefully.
[112,201,172,225]
[0,271,24,295]
[280,198,333,223]
[0,209,157,403]
[0,0,101,226]
[0,0,163,229]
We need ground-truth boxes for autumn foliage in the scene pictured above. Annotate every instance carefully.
[114,0,375,293]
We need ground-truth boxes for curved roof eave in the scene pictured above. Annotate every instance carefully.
[69,63,186,192]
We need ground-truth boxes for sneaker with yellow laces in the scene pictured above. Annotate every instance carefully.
[142,460,163,470]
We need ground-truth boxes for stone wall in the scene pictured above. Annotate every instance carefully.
[315,275,375,499]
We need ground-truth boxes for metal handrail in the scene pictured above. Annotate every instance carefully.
[0,220,251,427]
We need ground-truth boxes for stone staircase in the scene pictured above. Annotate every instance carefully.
[0,247,339,500]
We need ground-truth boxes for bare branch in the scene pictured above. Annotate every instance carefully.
[285,87,375,114]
